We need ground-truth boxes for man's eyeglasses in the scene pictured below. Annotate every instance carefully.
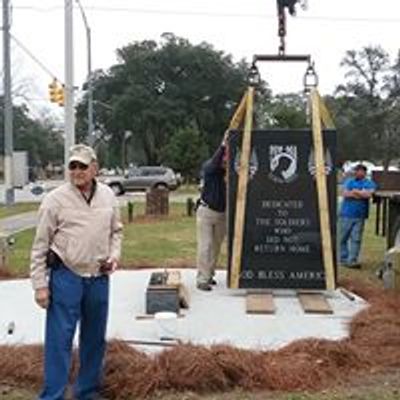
[69,162,89,171]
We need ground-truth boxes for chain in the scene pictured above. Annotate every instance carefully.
[277,1,304,56]
[277,2,286,55]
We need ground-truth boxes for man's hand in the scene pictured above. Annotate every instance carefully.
[35,287,50,309]
[356,189,374,199]
[343,189,361,199]
[108,257,118,274]
[351,189,371,199]
[101,257,119,275]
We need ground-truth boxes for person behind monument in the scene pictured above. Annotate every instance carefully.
[196,132,229,291]
[30,144,123,400]
[339,163,376,268]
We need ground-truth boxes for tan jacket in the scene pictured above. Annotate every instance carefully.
[30,181,123,290]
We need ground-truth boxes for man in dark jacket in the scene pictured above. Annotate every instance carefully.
[196,134,228,291]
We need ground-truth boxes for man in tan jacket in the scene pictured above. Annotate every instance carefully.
[30,144,123,400]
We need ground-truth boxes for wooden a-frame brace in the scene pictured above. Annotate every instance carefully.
[227,87,336,291]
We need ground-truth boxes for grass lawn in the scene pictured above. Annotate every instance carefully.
[1,370,399,400]
[121,203,197,267]
[175,183,200,195]
[338,206,386,285]
[6,203,201,275]
[0,203,38,219]
[6,202,384,284]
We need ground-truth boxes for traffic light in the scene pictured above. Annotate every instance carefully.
[48,79,65,106]
[277,0,299,15]
[56,85,65,107]
[48,79,58,103]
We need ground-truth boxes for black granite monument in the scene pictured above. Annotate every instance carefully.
[228,129,337,289]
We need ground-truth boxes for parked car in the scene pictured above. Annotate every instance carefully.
[103,166,181,195]
[342,160,399,180]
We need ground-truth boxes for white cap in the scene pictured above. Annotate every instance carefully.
[68,144,97,165]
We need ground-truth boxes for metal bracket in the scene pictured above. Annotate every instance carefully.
[253,54,311,63]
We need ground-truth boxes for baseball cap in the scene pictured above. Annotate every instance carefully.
[68,144,97,166]
[353,163,367,172]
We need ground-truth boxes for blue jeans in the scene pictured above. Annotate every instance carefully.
[39,264,109,400]
[340,217,365,264]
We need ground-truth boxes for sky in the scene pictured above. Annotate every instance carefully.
[2,0,400,119]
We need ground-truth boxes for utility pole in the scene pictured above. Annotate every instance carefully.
[75,0,94,146]
[87,26,94,145]
[2,0,14,204]
[64,0,75,175]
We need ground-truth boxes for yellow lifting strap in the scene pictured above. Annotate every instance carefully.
[227,90,248,131]
[310,88,336,291]
[229,86,255,289]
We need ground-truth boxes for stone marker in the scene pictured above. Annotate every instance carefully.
[227,129,337,289]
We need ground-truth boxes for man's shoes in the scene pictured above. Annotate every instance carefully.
[197,282,212,291]
[208,278,217,285]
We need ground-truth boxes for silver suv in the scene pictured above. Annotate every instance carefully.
[104,166,181,195]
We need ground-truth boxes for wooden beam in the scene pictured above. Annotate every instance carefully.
[298,292,333,314]
[122,338,180,347]
[317,92,335,129]
[311,89,335,291]
[228,91,248,131]
[246,293,275,314]
[230,87,255,288]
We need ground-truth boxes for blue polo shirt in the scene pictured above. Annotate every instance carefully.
[340,177,376,219]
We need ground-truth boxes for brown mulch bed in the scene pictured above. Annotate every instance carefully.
[0,279,399,399]
[0,267,17,280]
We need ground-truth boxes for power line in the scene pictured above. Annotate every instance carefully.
[10,33,62,82]
[8,5,400,23]
[299,15,400,24]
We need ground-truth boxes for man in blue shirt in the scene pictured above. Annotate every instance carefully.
[196,134,228,291]
[340,164,376,268]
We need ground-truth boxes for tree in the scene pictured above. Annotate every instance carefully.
[162,123,208,181]
[333,45,400,167]
[338,46,389,98]
[76,34,265,171]
[381,49,400,169]
[258,92,307,129]
[0,97,63,173]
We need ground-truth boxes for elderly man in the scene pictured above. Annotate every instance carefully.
[30,144,123,400]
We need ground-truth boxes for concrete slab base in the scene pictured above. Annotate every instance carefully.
[0,269,367,352]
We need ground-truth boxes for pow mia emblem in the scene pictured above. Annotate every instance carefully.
[308,148,333,177]
[268,145,298,184]
[234,147,259,180]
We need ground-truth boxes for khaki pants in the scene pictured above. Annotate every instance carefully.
[196,205,226,285]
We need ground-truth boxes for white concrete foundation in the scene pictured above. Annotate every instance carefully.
[0,269,366,352]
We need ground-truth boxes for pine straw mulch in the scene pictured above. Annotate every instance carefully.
[0,279,399,399]
[0,267,17,280]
